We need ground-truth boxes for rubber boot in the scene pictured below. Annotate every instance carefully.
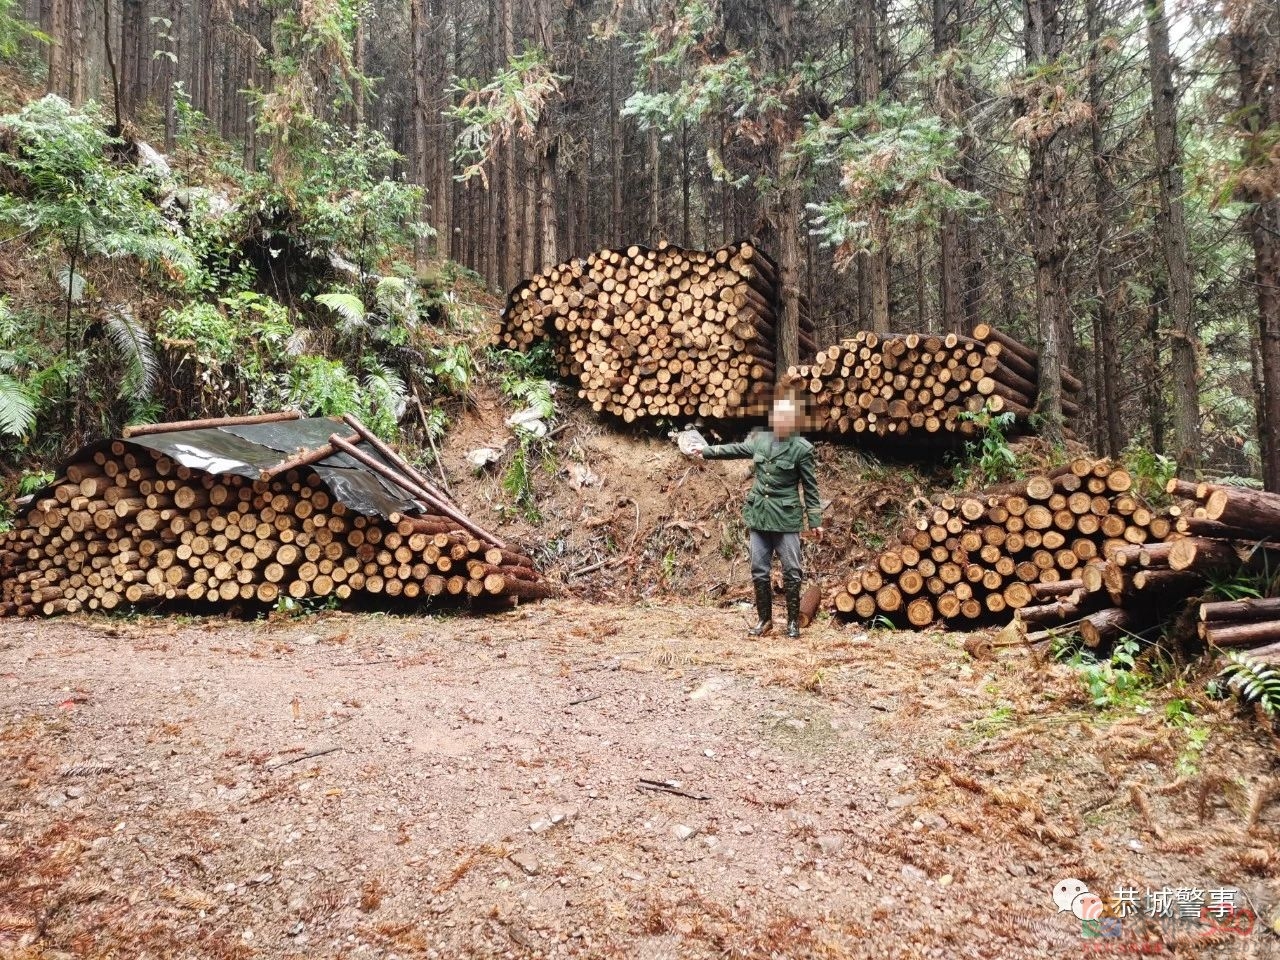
[748,579,773,637]
[785,579,802,639]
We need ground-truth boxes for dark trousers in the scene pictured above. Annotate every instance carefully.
[749,530,802,588]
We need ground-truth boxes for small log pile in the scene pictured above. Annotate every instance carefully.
[831,458,1167,628]
[784,325,1082,441]
[1198,599,1280,664]
[0,413,553,617]
[1023,478,1280,659]
[1157,479,1280,663]
[492,241,817,421]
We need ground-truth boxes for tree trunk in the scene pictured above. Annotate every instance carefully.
[767,0,802,367]
[500,0,518,289]
[410,0,431,261]
[1087,0,1124,457]
[430,0,452,261]
[352,0,365,127]
[680,121,691,248]
[46,0,64,96]
[201,1,214,115]
[68,0,83,104]
[163,0,177,151]
[1024,0,1067,445]
[102,0,122,129]
[1229,8,1280,490]
[1147,0,1200,477]
[931,0,977,337]
[537,133,558,271]
[776,173,802,370]
[472,0,490,276]
[1146,279,1166,453]
[1250,202,1280,491]
[609,40,622,248]
[934,0,962,334]
[646,126,660,244]
[521,160,536,278]
[534,0,566,270]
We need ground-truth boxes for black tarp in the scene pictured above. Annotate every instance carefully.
[38,416,425,519]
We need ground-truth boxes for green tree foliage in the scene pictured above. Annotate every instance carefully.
[796,102,985,265]
[623,0,800,196]
[0,3,477,457]
[0,0,46,62]
[257,127,428,271]
[256,0,367,181]
[0,96,194,437]
[0,96,192,275]
[450,48,565,185]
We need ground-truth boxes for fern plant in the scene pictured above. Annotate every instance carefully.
[501,432,543,523]
[0,96,194,428]
[106,305,158,402]
[501,373,555,420]
[315,291,368,337]
[1123,444,1177,503]
[361,360,408,439]
[0,299,36,439]
[1218,652,1280,717]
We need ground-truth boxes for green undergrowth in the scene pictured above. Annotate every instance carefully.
[0,87,507,489]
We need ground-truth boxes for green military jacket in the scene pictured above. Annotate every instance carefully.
[702,430,822,533]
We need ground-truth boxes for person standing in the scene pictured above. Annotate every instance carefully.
[690,393,822,638]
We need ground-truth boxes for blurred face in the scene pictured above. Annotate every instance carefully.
[771,401,798,438]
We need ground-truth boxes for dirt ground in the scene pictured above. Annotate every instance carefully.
[2,601,1279,959]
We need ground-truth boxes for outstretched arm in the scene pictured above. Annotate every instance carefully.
[699,439,755,460]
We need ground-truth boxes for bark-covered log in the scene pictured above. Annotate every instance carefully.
[123,410,302,438]
[1080,607,1135,649]
[1201,619,1280,649]
[1203,486,1280,537]
[1199,596,1280,622]
[1166,537,1242,573]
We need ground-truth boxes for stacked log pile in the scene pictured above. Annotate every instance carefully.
[1124,479,1280,663]
[784,325,1082,441]
[1198,599,1280,664]
[0,414,553,617]
[1007,478,1280,661]
[492,241,817,421]
[831,458,1167,628]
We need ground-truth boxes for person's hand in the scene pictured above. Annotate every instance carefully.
[689,448,704,459]
[811,526,824,543]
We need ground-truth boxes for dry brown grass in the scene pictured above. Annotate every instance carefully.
[432,843,508,895]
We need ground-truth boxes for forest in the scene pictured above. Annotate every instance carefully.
[5,3,1280,957]
[0,0,1275,488]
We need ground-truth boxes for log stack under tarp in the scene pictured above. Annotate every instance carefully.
[830,458,1167,628]
[0,412,553,617]
[784,325,1082,441]
[492,241,816,421]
